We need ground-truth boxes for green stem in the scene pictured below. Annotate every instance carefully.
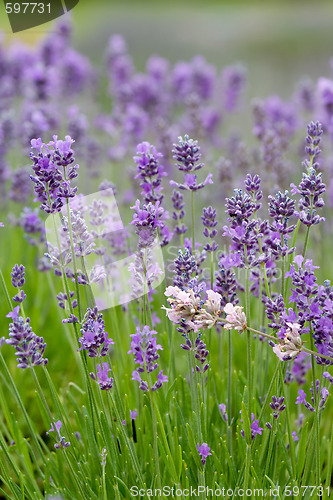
[149,390,161,490]
[0,353,47,474]
[243,444,251,491]
[278,366,297,480]
[302,226,311,258]
[310,331,320,487]
[30,367,53,421]
[264,419,276,478]
[0,268,12,310]
[191,190,195,254]
[227,329,232,455]
[108,393,147,493]
[66,200,82,321]
[102,461,107,500]
[210,250,214,290]
[189,333,202,442]
[244,245,252,415]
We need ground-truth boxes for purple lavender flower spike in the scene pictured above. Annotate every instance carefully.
[303,121,323,172]
[295,77,315,113]
[95,362,113,391]
[291,122,325,228]
[47,420,70,449]
[295,389,314,411]
[19,208,45,246]
[215,254,242,308]
[221,64,247,112]
[319,387,329,409]
[292,431,299,442]
[270,396,286,419]
[268,190,296,237]
[134,142,166,204]
[172,189,187,235]
[79,307,114,357]
[132,370,149,391]
[173,248,197,289]
[57,291,77,310]
[128,325,162,373]
[6,306,20,320]
[219,403,228,422]
[130,410,138,421]
[201,206,218,252]
[241,413,263,440]
[171,135,213,191]
[9,167,32,204]
[151,370,168,391]
[197,443,212,466]
[11,264,25,288]
[323,371,333,385]
[30,135,79,214]
[128,325,167,391]
[130,199,165,246]
[6,314,47,369]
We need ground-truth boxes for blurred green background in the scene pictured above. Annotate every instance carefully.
[1,0,333,101]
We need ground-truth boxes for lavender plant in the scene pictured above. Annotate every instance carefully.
[1,22,333,500]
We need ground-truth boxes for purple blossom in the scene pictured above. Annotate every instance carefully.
[291,122,325,227]
[130,410,138,420]
[201,206,218,252]
[323,371,333,385]
[221,64,247,112]
[6,314,47,369]
[219,403,228,422]
[295,389,314,411]
[134,142,166,204]
[188,335,210,373]
[47,420,70,449]
[292,352,311,385]
[241,413,263,440]
[250,417,264,438]
[128,325,167,392]
[128,325,162,373]
[152,370,168,391]
[79,307,114,357]
[317,78,333,124]
[302,121,323,172]
[19,207,45,246]
[30,135,79,214]
[215,256,240,308]
[225,189,255,223]
[173,248,197,289]
[171,135,213,191]
[122,409,138,426]
[56,291,77,310]
[6,306,20,320]
[95,362,113,391]
[131,370,149,391]
[292,431,299,442]
[11,264,25,288]
[172,189,187,235]
[9,167,32,203]
[130,200,165,245]
[295,77,315,113]
[197,443,212,466]
[268,190,296,237]
[270,396,286,419]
